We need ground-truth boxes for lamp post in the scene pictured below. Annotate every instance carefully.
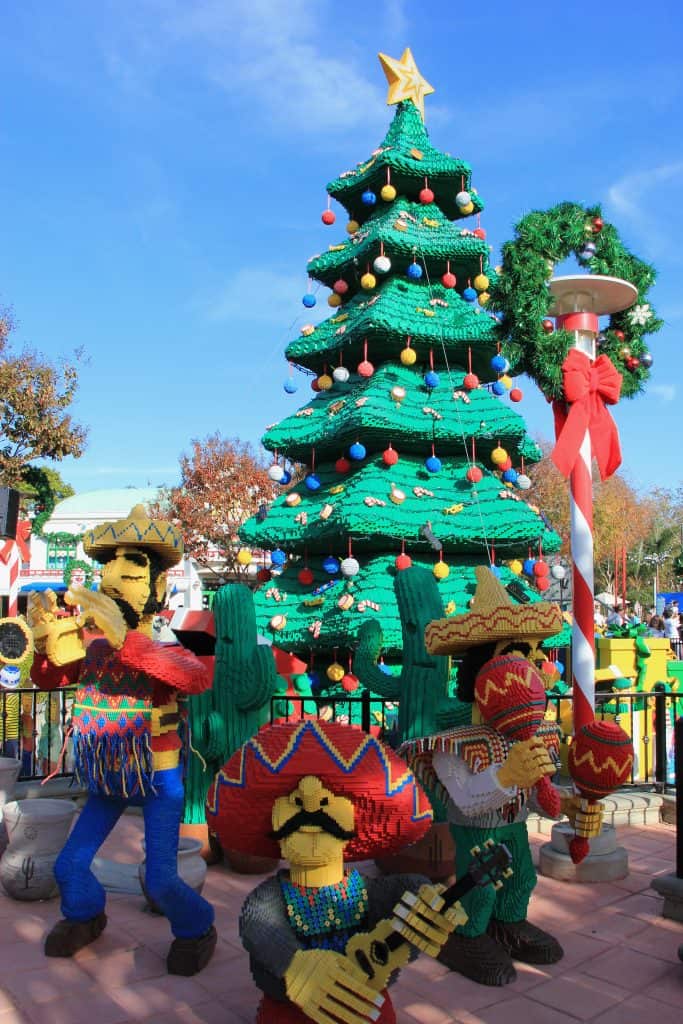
[549,276,637,733]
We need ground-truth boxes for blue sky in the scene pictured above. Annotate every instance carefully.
[1,0,682,497]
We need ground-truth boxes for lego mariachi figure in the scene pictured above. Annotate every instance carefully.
[402,566,604,987]
[208,719,479,1024]
[27,505,216,975]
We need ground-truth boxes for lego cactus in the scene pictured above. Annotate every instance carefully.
[353,566,467,743]
[182,585,279,844]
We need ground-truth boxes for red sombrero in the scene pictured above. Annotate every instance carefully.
[206,720,433,861]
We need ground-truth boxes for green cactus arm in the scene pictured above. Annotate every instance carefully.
[353,619,402,700]
[235,644,279,712]
[200,709,228,763]
[212,584,278,712]
[392,568,451,742]
[435,697,473,732]
[183,694,226,826]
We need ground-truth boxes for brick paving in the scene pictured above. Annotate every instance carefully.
[0,814,680,1024]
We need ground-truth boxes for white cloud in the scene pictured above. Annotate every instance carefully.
[104,0,387,136]
[204,267,328,329]
[605,161,683,256]
[380,0,409,50]
[649,384,676,402]
[607,161,683,219]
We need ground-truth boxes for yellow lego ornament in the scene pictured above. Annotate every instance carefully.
[378,48,435,121]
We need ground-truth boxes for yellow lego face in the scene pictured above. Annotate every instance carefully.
[271,775,355,868]
[493,638,555,687]
[100,546,163,616]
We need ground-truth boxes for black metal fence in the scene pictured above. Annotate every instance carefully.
[272,689,682,794]
[4,684,679,792]
[270,690,397,739]
[548,688,682,793]
[0,686,76,781]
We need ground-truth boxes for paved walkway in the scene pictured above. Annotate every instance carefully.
[0,815,680,1024]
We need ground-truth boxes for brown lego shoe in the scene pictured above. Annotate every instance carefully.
[167,924,217,976]
[44,912,107,957]
[488,918,564,964]
[437,931,517,986]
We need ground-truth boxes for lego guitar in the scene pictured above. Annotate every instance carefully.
[345,839,512,992]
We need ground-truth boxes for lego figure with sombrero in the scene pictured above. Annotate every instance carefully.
[27,505,217,975]
[207,719,468,1024]
[400,566,603,987]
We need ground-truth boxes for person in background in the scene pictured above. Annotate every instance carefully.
[663,608,678,639]
[593,602,606,630]
[648,615,665,638]
[606,604,624,629]
[662,608,682,658]
[625,603,641,626]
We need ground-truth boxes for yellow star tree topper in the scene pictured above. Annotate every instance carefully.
[378,48,435,121]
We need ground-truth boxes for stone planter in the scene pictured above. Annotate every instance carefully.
[179,821,223,865]
[0,798,77,901]
[139,837,207,914]
[0,756,22,857]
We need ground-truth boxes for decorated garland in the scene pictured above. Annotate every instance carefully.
[22,467,57,538]
[22,467,86,581]
[491,202,662,401]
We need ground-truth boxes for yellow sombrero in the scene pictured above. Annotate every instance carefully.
[82,505,183,569]
[425,565,563,655]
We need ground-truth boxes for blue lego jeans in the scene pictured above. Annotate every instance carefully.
[54,765,214,939]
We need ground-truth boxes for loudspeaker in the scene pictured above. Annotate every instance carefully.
[0,488,20,541]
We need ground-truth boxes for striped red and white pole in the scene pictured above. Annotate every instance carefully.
[556,311,600,733]
[7,542,20,617]
[569,431,595,731]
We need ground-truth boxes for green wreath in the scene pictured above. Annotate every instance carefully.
[63,557,96,589]
[490,202,662,401]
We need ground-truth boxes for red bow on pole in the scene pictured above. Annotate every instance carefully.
[551,349,622,480]
[0,520,32,565]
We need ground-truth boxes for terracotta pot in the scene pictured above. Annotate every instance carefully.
[374,822,456,883]
[139,836,208,914]
[0,798,77,901]
[223,848,280,875]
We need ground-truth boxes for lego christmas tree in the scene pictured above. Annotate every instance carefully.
[240,50,561,679]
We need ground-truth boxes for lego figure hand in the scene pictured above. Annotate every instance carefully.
[66,586,127,651]
[27,590,60,653]
[27,590,86,666]
[497,737,555,790]
[391,883,466,958]
[284,948,385,1024]
[561,794,604,838]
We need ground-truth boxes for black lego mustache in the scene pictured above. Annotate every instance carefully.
[269,809,356,842]
[110,596,141,630]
